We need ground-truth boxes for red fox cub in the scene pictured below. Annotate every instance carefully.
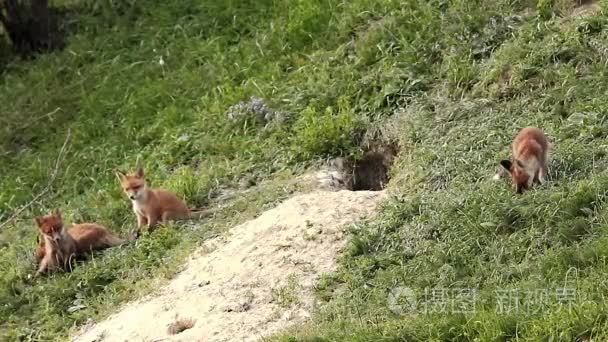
[499,127,549,194]
[116,166,215,239]
[34,209,124,276]
[34,234,46,264]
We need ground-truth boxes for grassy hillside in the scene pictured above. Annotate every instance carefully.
[277,0,608,340]
[1,0,608,340]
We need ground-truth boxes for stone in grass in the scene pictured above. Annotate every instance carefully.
[225,96,288,126]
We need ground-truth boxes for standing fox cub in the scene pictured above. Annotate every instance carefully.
[116,167,215,239]
[34,209,124,276]
[499,127,550,194]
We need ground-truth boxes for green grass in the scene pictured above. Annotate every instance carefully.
[274,0,608,340]
[2,0,608,340]
[272,274,302,309]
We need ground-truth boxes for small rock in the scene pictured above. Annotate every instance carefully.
[305,227,322,237]
[223,301,251,313]
[237,302,251,312]
[167,318,195,335]
[225,96,289,127]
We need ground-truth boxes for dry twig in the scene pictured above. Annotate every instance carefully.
[0,128,71,229]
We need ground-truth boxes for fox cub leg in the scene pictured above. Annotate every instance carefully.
[132,213,149,239]
[146,215,158,231]
[537,166,546,185]
[35,256,50,277]
[136,214,148,229]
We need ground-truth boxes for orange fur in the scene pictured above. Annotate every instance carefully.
[34,210,124,275]
[34,234,46,264]
[500,127,549,194]
[116,166,191,238]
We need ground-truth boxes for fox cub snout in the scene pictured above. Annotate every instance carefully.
[499,127,549,194]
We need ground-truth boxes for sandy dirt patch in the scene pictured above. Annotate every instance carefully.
[72,189,386,342]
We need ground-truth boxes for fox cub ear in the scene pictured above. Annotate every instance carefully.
[34,217,43,227]
[500,160,512,171]
[115,170,127,181]
[52,208,62,219]
[135,167,144,179]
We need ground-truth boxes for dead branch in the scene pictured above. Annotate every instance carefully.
[0,128,71,230]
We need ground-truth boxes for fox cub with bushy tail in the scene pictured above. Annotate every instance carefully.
[499,127,550,194]
[34,209,124,276]
[116,167,215,239]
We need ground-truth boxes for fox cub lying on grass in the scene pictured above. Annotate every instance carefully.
[498,127,550,194]
[116,166,216,239]
[34,209,123,276]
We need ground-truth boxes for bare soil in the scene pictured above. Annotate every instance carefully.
[72,189,386,342]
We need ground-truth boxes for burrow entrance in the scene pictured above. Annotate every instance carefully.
[322,142,398,192]
[351,145,395,191]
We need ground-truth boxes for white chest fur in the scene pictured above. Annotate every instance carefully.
[132,200,147,216]
[522,156,540,186]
